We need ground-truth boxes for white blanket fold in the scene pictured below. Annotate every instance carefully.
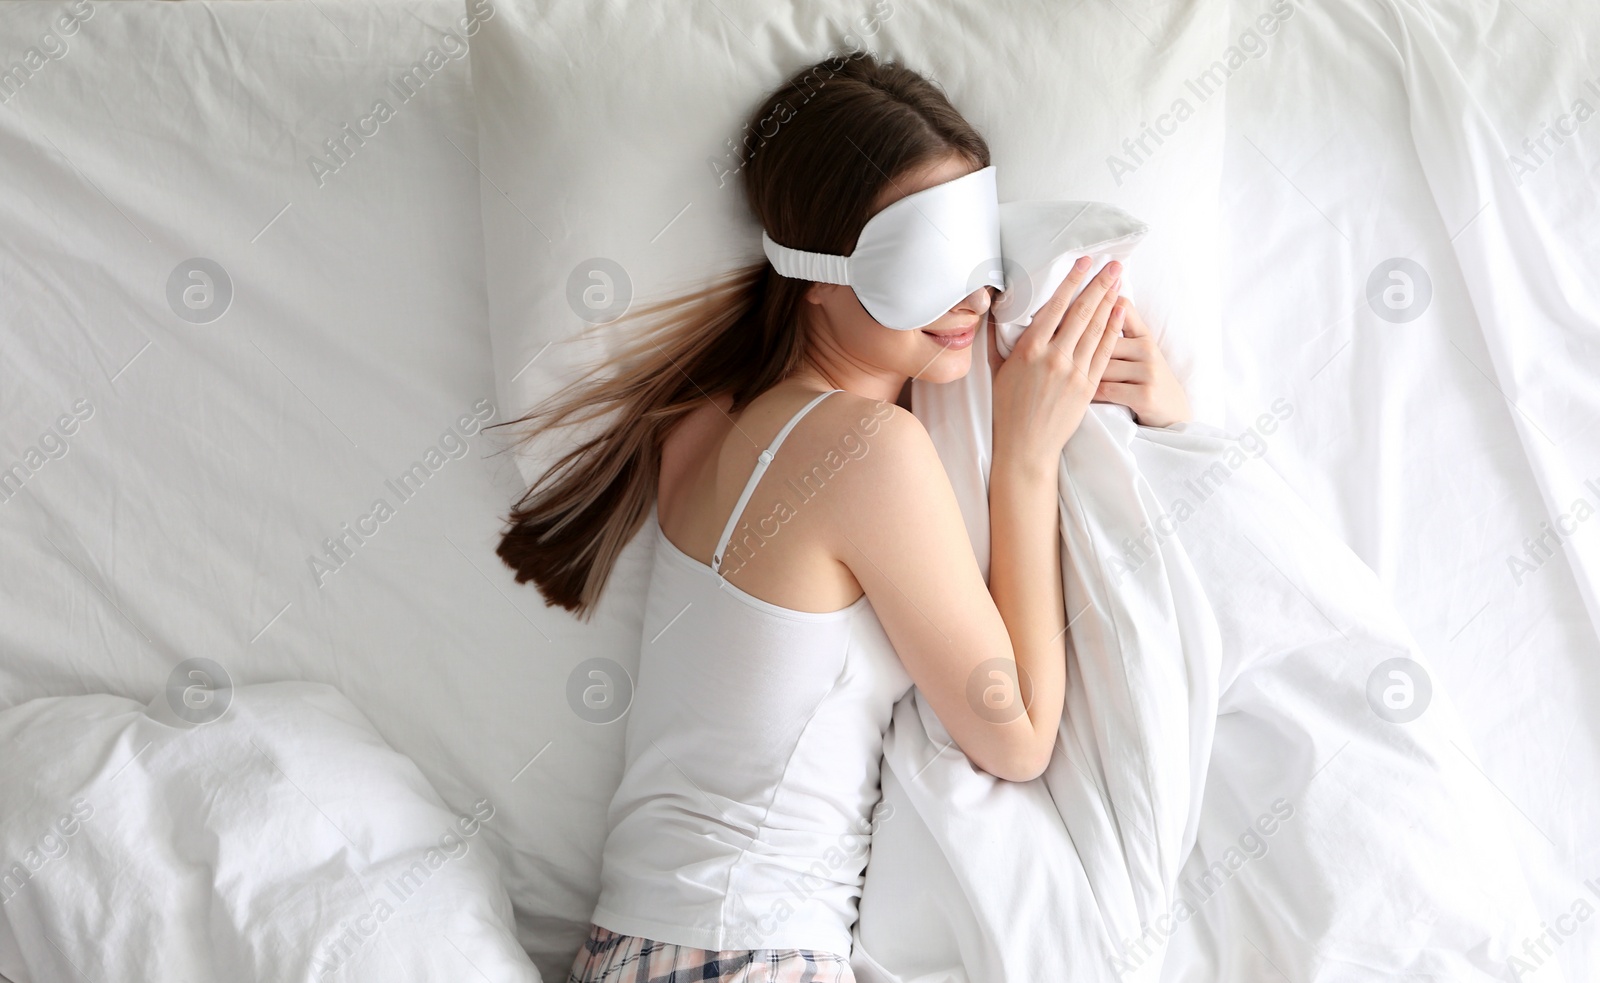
[852,320,1556,983]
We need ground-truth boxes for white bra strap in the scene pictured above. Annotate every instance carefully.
[761,231,852,286]
[711,388,844,575]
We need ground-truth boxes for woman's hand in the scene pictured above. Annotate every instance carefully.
[991,257,1124,475]
[1094,299,1190,428]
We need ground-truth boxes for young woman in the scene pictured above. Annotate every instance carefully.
[497,54,1189,983]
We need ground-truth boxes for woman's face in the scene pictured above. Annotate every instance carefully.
[802,153,993,387]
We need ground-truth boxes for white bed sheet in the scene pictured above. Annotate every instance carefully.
[1196,0,1600,978]
[0,2,638,977]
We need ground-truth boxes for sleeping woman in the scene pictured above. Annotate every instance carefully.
[495,53,1190,983]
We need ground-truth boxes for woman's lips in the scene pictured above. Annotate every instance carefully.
[921,322,977,350]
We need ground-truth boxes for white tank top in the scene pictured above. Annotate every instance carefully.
[591,388,913,957]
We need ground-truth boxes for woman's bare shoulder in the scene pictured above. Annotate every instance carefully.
[815,388,904,429]
[796,391,946,498]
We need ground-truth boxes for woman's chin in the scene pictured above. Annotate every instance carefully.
[915,348,974,385]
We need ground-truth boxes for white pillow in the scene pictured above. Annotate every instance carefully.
[466,0,1229,971]
[0,682,538,983]
[470,0,1229,489]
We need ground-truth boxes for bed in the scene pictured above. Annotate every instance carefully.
[1,1,1595,981]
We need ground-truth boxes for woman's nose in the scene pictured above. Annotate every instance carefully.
[954,286,992,317]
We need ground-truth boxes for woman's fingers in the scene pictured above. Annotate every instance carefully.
[1094,380,1145,406]
[1070,276,1121,369]
[1098,357,1150,384]
[1119,299,1151,338]
[1059,261,1122,349]
[1015,256,1091,358]
[1111,334,1150,362]
[1087,304,1124,383]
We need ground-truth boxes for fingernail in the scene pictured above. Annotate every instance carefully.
[1107,261,1122,277]
[1073,256,1090,272]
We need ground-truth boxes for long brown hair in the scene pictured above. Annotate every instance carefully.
[495,52,991,619]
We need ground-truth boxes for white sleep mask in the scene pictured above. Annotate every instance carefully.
[761,165,1004,331]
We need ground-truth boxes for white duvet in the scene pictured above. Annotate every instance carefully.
[0,681,540,983]
[852,316,1556,982]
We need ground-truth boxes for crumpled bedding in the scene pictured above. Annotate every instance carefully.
[852,313,1556,982]
[0,681,540,983]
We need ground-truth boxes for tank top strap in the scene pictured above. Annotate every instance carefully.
[711,388,845,575]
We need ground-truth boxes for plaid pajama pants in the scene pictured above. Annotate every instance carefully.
[566,924,856,983]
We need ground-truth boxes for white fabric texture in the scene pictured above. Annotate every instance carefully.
[990,201,1149,356]
[857,0,1600,978]
[859,320,1555,982]
[0,3,580,979]
[593,392,913,956]
[1207,0,1600,978]
[761,232,853,290]
[0,682,537,983]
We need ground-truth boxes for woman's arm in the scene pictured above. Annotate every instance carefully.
[830,259,1124,782]
[984,258,1124,776]
[982,451,1068,778]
